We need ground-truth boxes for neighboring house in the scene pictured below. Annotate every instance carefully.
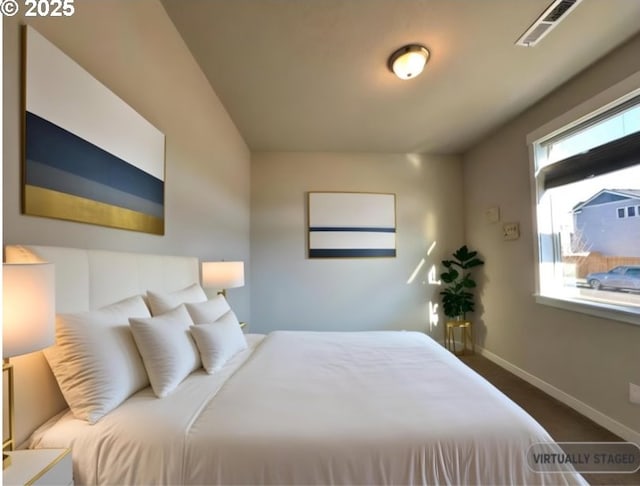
[572,189,640,257]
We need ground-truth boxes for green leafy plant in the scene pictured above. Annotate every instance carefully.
[440,245,484,320]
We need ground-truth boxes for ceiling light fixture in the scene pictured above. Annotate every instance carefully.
[388,44,430,80]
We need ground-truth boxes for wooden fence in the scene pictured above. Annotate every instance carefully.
[563,252,640,278]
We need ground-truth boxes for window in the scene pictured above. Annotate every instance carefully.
[530,89,640,325]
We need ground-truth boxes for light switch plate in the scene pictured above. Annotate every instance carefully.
[630,383,640,405]
[503,222,520,241]
[485,207,500,223]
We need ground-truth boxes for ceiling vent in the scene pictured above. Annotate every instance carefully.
[516,0,584,47]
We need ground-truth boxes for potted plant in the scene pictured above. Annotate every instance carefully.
[440,245,484,321]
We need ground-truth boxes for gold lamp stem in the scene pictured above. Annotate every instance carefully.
[3,358,15,469]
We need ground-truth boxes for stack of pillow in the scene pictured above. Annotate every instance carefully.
[43,283,247,424]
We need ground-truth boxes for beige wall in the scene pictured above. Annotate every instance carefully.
[250,152,463,337]
[2,0,251,318]
[463,34,640,440]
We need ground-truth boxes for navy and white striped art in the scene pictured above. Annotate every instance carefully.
[24,26,165,234]
[308,192,396,258]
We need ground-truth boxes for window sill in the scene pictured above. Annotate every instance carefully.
[535,293,640,327]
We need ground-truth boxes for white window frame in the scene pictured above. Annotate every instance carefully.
[618,208,626,219]
[527,71,640,327]
[627,206,636,217]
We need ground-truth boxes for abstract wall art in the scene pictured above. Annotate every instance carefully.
[308,192,396,258]
[23,26,166,235]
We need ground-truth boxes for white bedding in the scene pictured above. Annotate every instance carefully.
[32,331,586,485]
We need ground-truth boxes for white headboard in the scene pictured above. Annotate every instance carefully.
[4,245,200,447]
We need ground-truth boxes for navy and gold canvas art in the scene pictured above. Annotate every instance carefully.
[24,26,165,235]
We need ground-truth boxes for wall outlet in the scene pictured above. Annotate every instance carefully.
[630,383,640,405]
[503,222,520,241]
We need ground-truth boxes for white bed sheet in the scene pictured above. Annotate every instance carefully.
[31,334,265,484]
[32,331,586,485]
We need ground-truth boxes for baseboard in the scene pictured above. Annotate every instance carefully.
[476,346,640,446]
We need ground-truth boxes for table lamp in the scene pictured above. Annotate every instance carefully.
[201,261,244,297]
[3,263,55,468]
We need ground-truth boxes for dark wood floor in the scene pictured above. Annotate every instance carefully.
[460,353,640,486]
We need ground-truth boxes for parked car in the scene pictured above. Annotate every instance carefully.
[586,265,640,291]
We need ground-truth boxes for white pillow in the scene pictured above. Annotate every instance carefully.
[146,283,207,316]
[129,305,201,397]
[190,310,247,373]
[185,294,231,324]
[43,295,151,423]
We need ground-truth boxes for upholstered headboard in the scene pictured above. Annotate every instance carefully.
[5,245,200,447]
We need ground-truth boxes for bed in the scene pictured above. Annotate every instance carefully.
[6,244,587,485]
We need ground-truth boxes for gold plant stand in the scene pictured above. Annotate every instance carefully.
[445,320,474,356]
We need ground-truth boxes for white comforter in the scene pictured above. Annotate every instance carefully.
[32,331,586,485]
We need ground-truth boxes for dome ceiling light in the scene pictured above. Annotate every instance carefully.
[387,44,430,80]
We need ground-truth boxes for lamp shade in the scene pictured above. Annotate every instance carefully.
[388,44,429,80]
[201,261,245,290]
[3,263,55,358]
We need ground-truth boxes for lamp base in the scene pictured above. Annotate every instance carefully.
[3,359,15,470]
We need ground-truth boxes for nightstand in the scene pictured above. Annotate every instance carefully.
[4,449,72,486]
